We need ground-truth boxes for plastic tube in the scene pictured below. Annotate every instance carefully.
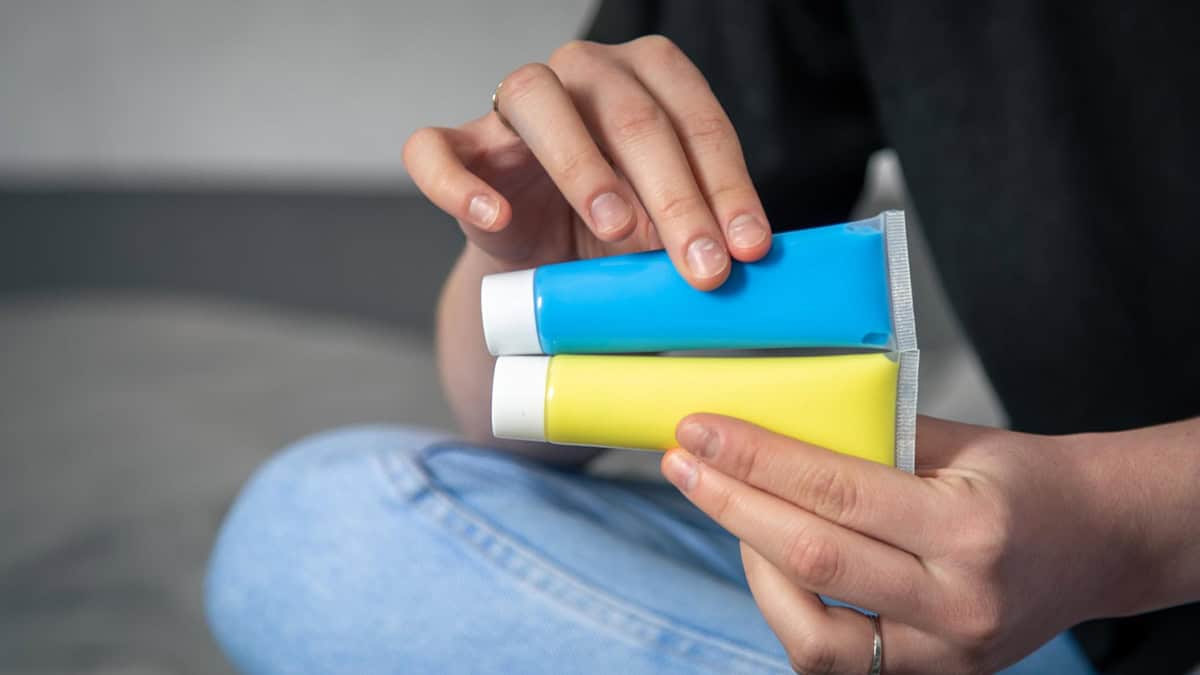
[492,352,919,470]
[482,211,915,355]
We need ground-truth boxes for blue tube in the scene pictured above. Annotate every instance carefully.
[481,211,915,355]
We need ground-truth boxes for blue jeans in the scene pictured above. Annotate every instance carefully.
[206,427,1096,674]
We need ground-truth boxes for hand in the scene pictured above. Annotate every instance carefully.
[660,415,1128,674]
[403,36,772,288]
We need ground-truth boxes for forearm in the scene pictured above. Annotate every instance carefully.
[1071,416,1200,617]
[436,243,602,466]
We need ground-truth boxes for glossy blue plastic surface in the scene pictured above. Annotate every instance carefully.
[533,218,893,354]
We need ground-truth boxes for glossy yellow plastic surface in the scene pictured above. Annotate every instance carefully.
[544,353,899,465]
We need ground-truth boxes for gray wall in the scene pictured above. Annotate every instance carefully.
[0,0,595,187]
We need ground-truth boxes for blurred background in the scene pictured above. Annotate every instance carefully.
[0,1,1003,673]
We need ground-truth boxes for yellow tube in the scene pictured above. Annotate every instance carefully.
[543,353,899,466]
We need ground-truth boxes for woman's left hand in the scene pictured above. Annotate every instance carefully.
[660,414,1133,674]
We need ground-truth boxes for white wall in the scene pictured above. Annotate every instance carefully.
[0,0,595,186]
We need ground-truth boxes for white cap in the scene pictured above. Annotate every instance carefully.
[491,356,550,441]
[481,269,542,355]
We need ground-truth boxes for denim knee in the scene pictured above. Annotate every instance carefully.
[203,427,802,675]
[204,425,448,674]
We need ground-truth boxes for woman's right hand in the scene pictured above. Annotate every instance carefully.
[403,35,773,289]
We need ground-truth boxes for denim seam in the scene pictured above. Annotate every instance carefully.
[374,444,791,675]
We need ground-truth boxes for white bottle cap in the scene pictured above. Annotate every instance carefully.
[480,269,542,355]
[491,356,550,441]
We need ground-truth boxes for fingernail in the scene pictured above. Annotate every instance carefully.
[469,194,499,229]
[678,421,719,459]
[685,237,728,279]
[663,451,698,492]
[590,192,633,235]
[727,214,767,248]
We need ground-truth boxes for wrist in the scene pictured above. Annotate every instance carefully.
[438,244,525,321]
[1061,428,1160,619]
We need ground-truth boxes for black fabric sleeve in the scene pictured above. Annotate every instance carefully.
[584,0,883,231]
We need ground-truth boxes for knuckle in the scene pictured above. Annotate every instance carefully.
[735,438,773,483]
[549,39,596,67]
[785,631,837,674]
[955,492,1015,568]
[798,465,861,525]
[501,62,557,103]
[634,34,692,73]
[402,127,439,165]
[404,125,439,148]
[958,603,1004,651]
[654,191,708,224]
[706,182,759,209]
[608,100,668,145]
[635,33,682,60]
[947,587,1005,651]
[679,110,736,150]
[708,483,742,524]
[782,532,842,589]
[554,147,604,187]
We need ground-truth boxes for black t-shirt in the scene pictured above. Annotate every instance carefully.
[586,2,1200,672]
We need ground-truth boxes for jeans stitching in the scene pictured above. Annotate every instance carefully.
[374,442,791,675]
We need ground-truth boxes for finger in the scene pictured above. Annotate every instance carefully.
[741,543,879,675]
[676,414,941,554]
[741,542,851,674]
[744,544,939,675]
[403,125,512,231]
[553,52,731,289]
[661,449,934,624]
[495,62,645,242]
[623,35,771,262]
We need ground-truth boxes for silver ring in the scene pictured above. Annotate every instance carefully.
[868,614,883,675]
[491,80,513,130]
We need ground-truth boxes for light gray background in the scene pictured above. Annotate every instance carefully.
[0,0,592,186]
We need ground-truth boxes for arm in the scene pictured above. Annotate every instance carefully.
[1077,416,1200,616]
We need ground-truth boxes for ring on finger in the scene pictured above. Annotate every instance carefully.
[868,614,883,675]
[491,80,514,131]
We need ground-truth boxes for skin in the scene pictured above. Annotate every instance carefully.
[405,35,1200,674]
[662,415,1200,674]
[407,36,772,462]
